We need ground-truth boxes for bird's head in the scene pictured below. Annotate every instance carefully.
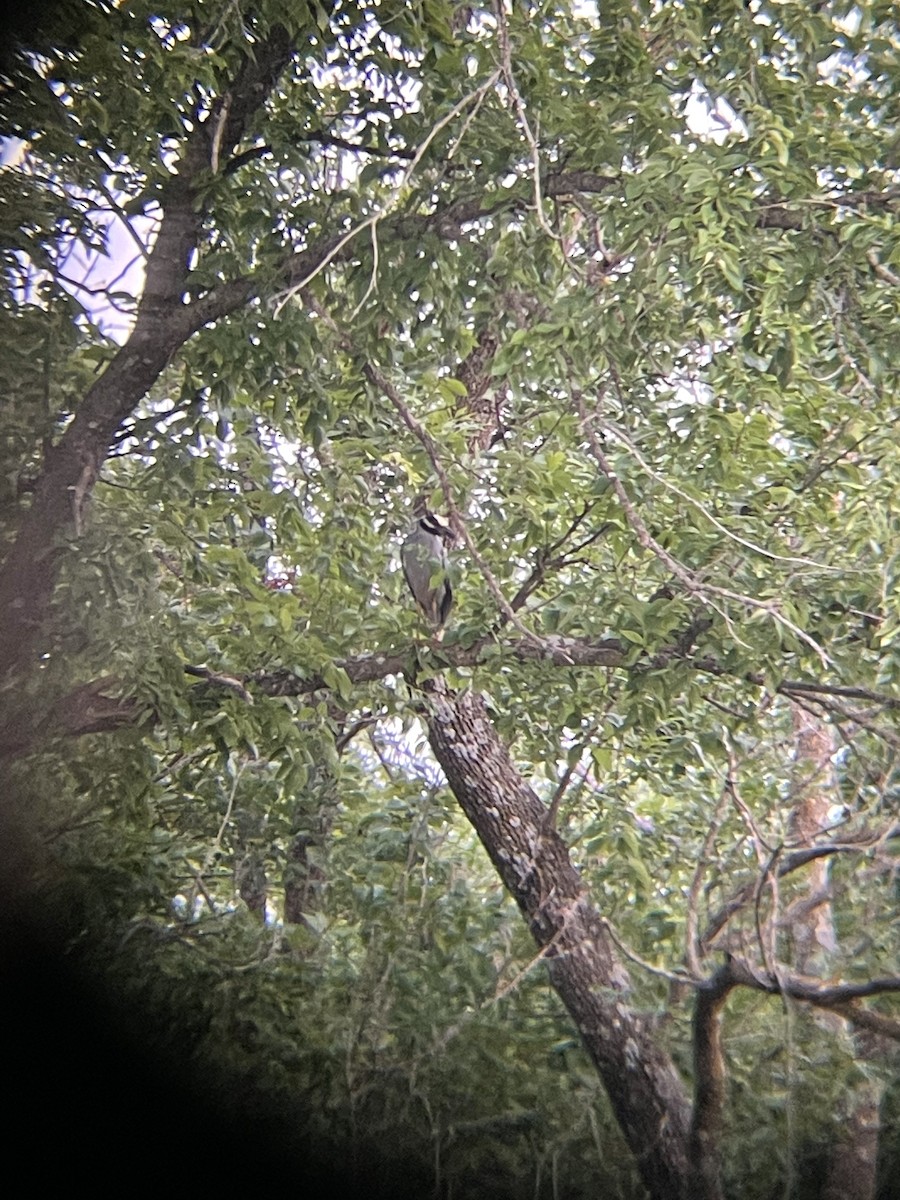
[421,510,454,544]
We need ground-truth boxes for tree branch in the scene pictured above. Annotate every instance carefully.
[688,949,900,1195]
[0,25,296,697]
[700,829,899,951]
[304,129,416,160]
[713,953,900,1008]
[19,629,900,750]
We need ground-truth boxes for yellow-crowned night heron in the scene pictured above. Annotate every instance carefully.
[401,508,454,636]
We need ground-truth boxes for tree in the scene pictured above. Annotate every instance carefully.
[1,1,899,1196]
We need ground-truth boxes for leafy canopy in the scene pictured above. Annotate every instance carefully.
[1,0,899,1196]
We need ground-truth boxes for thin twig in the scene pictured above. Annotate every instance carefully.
[272,69,501,316]
[600,917,701,985]
[597,418,850,574]
[576,390,832,668]
[543,748,585,832]
[494,2,556,240]
[685,781,731,975]
[867,249,900,287]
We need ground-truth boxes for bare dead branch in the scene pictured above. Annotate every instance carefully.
[600,917,699,986]
[701,829,899,951]
[830,1003,900,1043]
[719,954,900,1006]
[495,1,556,240]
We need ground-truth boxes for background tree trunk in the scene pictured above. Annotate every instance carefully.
[789,704,886,1200]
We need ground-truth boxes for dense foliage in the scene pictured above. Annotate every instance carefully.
[1,2,899,1196]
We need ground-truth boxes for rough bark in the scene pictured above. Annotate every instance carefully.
[236,851,269,921]
[423,678,693,1200]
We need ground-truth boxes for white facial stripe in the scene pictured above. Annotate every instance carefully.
[421,514,451,537]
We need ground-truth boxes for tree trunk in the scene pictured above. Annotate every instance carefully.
[789,703,884,1200]
[424,678,693,1199]
[0,22,295,701]
[822,1079,883,1200]
[0,325,179,691]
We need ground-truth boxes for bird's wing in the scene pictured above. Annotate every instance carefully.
[438,577,453,627]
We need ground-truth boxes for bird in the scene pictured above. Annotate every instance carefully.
[401,506,454,637]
